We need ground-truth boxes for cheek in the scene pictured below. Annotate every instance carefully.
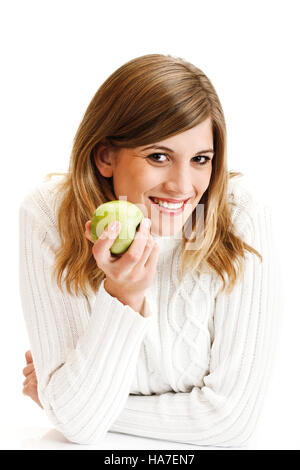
[114,166,151,198]
[200,165,213,187]
[132,167,157,191]
[194,168,211,190]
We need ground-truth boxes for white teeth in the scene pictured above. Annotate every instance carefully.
[152,198,184,209]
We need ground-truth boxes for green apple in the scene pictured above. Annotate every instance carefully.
[90,200,145,255]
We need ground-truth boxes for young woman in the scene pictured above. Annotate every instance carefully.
[19,53,282,447]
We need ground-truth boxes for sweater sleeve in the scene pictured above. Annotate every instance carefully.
[108,202,283,447]
[19,192,154,445]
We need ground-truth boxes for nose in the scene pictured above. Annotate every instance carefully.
[163,162,194,197]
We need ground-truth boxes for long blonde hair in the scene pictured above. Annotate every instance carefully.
[46,53,262,297]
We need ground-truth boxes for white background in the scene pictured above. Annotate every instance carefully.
[0,0,299,450]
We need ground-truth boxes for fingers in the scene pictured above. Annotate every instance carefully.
[117,218,151,274]
[85,219,120,245]
[25,350,33,364]
[23,363,34,377]
[22,350,44,409]
[23,351,35,383]
[23,370,37,386]
[139,234,155,266]
[22,375,43,409]
[92,220,121,261]
[85,220,94,243]
[22,380,37,395]
[86,217,157,290]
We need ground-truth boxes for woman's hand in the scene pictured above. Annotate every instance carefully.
[85,217,160,303]
[22,350,43,409]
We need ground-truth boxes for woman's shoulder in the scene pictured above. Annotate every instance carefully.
[19,173,66,228]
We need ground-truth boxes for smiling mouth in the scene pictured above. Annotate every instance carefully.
[148,197,191,215]
[149,197,190,205]
[149,196,190,204]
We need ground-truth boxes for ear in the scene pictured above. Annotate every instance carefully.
[94,144,115,178]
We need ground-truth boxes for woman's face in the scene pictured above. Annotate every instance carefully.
[95,117,214,237]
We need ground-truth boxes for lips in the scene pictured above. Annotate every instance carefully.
[149,196,190,204]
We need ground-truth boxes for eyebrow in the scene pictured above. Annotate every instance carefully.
[140,145,215,155]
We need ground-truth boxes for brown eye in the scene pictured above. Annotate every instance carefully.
[147,153,168,163]
[193,156,211,165]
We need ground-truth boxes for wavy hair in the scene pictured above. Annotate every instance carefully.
[45,53,262,297]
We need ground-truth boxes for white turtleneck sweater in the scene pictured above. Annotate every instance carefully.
[18,174,282,447]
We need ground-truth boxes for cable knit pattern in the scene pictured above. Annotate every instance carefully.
[18,174,282,446]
